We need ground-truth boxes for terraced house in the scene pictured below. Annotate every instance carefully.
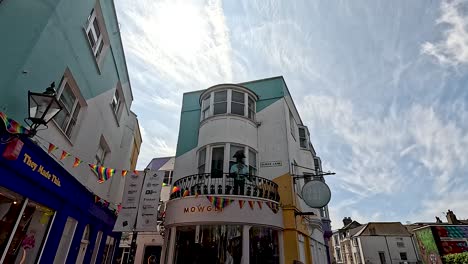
[164,76,332,264]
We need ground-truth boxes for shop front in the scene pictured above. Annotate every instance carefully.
[0,137,119,263]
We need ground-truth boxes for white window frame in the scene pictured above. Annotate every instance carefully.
[230,90,245,116]
[198,147,207,174]
[84,3,109,68]
[298,126,308,149]
[53,71,85,140]
[199,143,258,175]
[200,89,256,121]
[95,136,109,167]
[290,111,297,140]
[111,89,121,115]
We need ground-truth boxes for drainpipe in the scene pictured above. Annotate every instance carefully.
[384,236,393,264]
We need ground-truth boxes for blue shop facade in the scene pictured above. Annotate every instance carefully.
[0,137,119,263]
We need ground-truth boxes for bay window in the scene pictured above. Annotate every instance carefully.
[198,144,258,176]
[198,148,206,174]
[249,149,257,175]
[211,146,224,178]
[213,91,227,115]
[200,88,256,121]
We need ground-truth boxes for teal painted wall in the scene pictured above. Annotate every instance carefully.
[0,0,129,124]
[175,77,286,157]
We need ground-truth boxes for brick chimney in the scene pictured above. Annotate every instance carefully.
[343,217,352,227]
[446,210,460,225]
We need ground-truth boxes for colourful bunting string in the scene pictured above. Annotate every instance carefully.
[172,186,181,193]
[162,182,168,187]
[0,112,30,135]
[60,150,71,160]
[89,164,98,173]
[248,201,255,210]
[239,200,245,209]
[266,201,279,214]
[97,166,115,182]
[133,170,139,176]
[257,201,263,209]
[94,195,100,203]
[207,196,234,210]
[182,190,189,197]
[73,157,82,168]
[48,143,58,154]
[121,170,128,177]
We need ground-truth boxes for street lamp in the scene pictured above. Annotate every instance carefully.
[26,82,62,136]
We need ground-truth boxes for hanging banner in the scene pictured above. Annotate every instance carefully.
[113,170,145,232]
[136,170,164,231]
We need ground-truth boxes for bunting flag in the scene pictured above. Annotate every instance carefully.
[89,164,98,173]
[195,192,199,198]
[73,157,82,168]
[121,170,128,177]
[97,166,115,182]
[248,200,255,210]
[60,150,71,160]
[266,201,279,214]
[172,186,181,193]
[47,143,58,154]
[207,196,234,210]
[257,201,263,209]
[162,183,168,187]
[0,112,30,135]
[238,200,245,209]
[117,204,122,213]
[133,170,139,176]
[94,195,100,203]
[182,190,190,197]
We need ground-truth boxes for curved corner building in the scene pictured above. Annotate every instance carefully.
[163,76,332,264]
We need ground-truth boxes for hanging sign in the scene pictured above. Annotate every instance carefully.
[113,171,145,232]
[136,170,163,231]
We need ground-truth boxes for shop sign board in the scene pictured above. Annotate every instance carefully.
[113,171,145,232]
[260,161,282,167]
[136,170,163,231]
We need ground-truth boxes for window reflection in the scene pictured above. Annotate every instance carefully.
[4,199,54,263]
[249,227,280,264]
[174,225,242,264]
[0,187,25,257]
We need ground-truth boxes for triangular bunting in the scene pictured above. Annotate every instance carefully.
[73,157,82,168]
[0,112,30,135]
[239,200,245,209]
[48,143,58,153]
[266,201,279,214]
[121,170,128,177]
[162,183,168,187]
[248,200,255,210]
[60,150,70,160]
[94,195,100,203]
[257,201,263,209]
[97,166,115,182]
[183,190,189,197]
[207,196,234,210]
[133,170,139,176]
[172,186,181,194]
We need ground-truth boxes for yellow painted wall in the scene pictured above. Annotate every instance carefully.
[274,173,314,264]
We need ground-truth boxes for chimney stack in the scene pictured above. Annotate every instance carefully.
[343,217,352,227]
[446,210,460,225]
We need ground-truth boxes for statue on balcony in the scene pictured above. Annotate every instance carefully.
[230,150,250,195]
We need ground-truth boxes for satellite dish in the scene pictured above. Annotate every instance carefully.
[301,180,331,208]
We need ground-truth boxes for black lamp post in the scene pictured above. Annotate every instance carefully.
[26,82,62,136]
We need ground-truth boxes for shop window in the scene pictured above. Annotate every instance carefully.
[211,146,224,178]
[76,225,90,263]
[213,91,227,115]
[143,246,161,264]
[54,217,78,263]
[3,199,54,264]
[198,148,206,174]
[54,75,82,138]
[91,231,103,264]
[163,228,172,264]
[231,91,245,116]
[249,226,280,264]
[0,187,26,258]
[174,225,242,264]
[114,247,130,264]
[101,236,116,264]
[299,127,308,148]
[249,149,257,176]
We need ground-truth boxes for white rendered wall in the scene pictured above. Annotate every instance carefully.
[36,86,137,204]
[359,236,419,264]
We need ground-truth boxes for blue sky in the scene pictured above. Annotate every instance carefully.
[115,0,468,228]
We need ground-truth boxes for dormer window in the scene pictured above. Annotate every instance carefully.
[200,88,257,121]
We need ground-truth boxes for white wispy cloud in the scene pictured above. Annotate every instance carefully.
[421,0,468,66]
[115,0,235,167]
